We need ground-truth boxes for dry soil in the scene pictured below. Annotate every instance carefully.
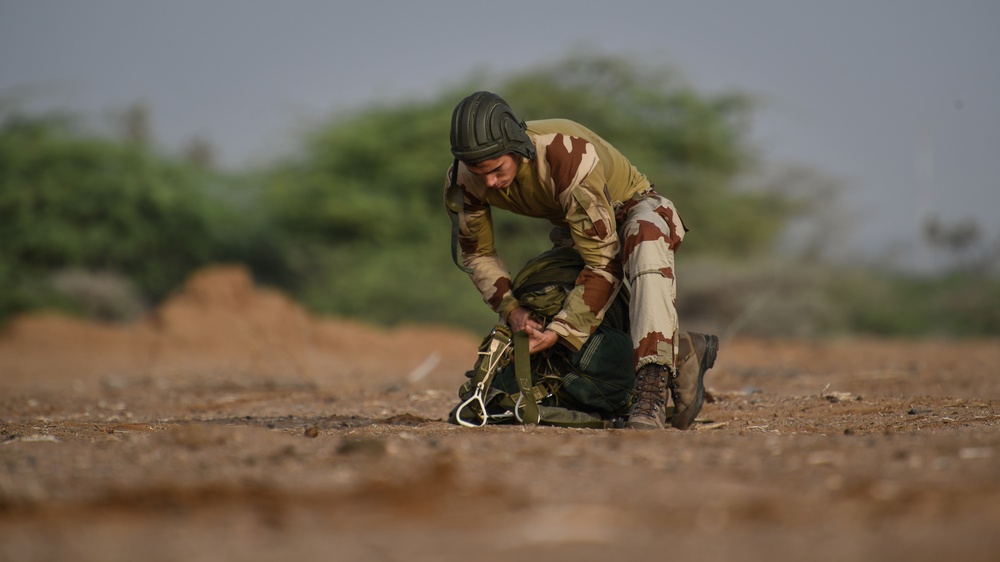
[1,266,998,562]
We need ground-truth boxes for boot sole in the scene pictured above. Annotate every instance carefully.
[670,334,718,430]
[626,416,665,430]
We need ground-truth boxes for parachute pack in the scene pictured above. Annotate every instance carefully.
[448,247,637,428]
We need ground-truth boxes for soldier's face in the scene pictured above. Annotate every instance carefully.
[467,154,519,190]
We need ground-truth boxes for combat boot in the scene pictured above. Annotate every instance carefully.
[625,364,670,430]
[669,332,719,430]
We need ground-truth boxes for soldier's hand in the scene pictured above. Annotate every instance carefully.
[524,325,559,354]
[507,306,543,333]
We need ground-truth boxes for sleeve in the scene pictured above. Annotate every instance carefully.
[545,156,624,351]
[443,164,521,321]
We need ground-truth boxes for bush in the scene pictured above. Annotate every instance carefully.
[260,54,793,330]
[0,111,276,324]
[677,259,1000,338]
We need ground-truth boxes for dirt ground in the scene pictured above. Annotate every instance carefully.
[1,265,998,562]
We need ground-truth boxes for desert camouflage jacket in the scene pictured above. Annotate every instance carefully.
[444,118,652,350]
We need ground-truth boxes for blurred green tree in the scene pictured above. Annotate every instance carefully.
[2,54,996,337]
[0,111,279,322]
[262,53,793,332]
[500,53,796,255]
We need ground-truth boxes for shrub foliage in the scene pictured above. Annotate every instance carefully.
[1,54,996,336]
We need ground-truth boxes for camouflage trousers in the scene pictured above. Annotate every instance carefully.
[616,191,686,370]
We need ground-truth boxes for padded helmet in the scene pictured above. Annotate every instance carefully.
[450,91,536,163]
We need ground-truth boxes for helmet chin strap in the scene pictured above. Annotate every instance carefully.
[445,158,474,275]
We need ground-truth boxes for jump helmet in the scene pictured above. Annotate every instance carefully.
[449,91,535,163]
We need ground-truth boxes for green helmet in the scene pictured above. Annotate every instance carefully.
[450,91,536,163]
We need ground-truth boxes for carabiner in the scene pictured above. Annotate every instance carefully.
[455,384,488,427]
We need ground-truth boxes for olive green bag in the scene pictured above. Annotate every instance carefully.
[448,248,635,428]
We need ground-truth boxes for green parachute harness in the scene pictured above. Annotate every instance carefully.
[449,248,636,429]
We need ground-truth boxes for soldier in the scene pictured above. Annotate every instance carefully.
[445,91,718,430]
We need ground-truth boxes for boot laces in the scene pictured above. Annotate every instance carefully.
[631,366,667,416]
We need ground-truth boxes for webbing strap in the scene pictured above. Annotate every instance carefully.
[513,330,539,425]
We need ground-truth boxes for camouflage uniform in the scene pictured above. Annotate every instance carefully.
[446,119,687,370]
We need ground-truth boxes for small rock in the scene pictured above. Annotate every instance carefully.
[304,426,320,438]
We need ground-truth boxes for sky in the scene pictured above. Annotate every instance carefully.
[2,0,998,270]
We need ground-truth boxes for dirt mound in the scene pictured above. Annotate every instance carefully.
[0,265,480,395]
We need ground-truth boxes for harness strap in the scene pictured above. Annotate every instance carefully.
[454,325,512,426]
[513,330,539,425]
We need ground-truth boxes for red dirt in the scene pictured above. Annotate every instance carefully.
[1,265,998,562]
